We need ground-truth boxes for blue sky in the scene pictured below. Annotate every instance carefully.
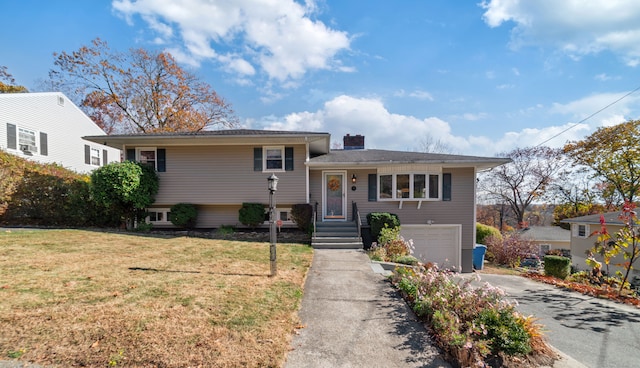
[3,0,640,156]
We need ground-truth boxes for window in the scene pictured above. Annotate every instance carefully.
[575,224,588,238]
[254,146,293,172]
[18,127,37,152]
[137,148,156,168]
[378,173,441,200]
[146,208,172,225]
[265,146,284,171]
[90,148,101,166]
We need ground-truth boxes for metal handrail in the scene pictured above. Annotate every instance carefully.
[313,201,318,238]
[352,201,362,240]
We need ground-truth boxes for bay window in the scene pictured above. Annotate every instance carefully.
[378,172,441,200]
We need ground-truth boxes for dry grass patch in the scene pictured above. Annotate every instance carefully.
[0,229,313,367]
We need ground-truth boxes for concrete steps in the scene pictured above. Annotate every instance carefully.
[312,221,363,249]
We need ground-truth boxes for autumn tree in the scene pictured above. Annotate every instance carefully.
[564,120,640,204]
[551,167,609,228]
[0,66,28,93]
[479,146,567,228]
[48,38,237,134]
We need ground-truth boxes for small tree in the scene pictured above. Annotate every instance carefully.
[589,202,640,294]
[91,161,159,229]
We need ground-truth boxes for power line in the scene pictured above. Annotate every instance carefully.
[536,84,640,147]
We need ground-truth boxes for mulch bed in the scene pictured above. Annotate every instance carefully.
[523,273,640,308]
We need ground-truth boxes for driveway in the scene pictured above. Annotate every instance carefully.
[470,273,640,368]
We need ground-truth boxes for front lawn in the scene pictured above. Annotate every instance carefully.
[0,229,313,367]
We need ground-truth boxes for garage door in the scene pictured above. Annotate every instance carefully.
[400,224,461,270]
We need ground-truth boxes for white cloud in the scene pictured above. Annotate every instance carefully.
[394,89,434,101]
[112,0,351,82]
[253,95,597,156]
[549,92,640,128]
[480,0,640,64]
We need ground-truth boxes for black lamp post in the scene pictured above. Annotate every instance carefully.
[268,174,279,276]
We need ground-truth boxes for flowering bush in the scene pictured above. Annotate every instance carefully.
[392,265,549,366]
[368,225,417,265]
[486,233,538,268]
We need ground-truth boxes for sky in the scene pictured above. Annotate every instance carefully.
[3,0,640,157]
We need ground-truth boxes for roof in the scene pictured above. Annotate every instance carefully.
[307,149,511,170]
[84,129,331,155]
[520,226,571,242]
[560,212,625,226]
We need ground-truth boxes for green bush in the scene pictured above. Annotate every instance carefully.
[238,202,266,228]
[367,212,400,242]
[476,223,502,244]
[475,309,531,356]
[544,255,571,279]
[290,203,313,232]
[170,203,198,229]
[378,224,401,245]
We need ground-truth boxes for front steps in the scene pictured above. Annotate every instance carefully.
[312,221,363,249]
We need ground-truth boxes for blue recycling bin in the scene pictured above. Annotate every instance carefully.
[473,244,487,270]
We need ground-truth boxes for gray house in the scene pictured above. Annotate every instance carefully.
[86,130,509,272]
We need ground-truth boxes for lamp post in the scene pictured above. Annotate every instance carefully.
[267,174,279,277]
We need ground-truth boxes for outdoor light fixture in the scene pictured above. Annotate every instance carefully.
[268,173,279,192]
[267,174,279,276]
[352,174,357,184]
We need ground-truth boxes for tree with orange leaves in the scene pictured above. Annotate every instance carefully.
[48,38,237,134]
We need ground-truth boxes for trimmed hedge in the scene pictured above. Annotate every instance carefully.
[0,149,112,226]
[544,255,571,280]
[170,203,198,229]
[239,202,266,228]
[291,203,313,232]
[476,222,502,244]
[367,212,400,243]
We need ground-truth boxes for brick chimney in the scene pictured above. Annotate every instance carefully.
[343,134,365,150]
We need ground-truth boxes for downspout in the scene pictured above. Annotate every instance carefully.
[305,140,310,204]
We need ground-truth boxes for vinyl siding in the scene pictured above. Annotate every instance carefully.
[151,144,308,206]
[311,167,476,271]
[0,93,120,173]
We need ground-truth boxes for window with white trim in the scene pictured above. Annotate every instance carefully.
[264,146,284,171]
[378,173,441,200]
[90,148,101,166]
[18,127,37,153]
[137,147,157,169]
[146,208,172,225]
[573,224,588,238]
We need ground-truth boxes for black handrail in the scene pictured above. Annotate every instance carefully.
[352,201,362,240]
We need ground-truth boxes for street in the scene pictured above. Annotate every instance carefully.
[471,273,640,368]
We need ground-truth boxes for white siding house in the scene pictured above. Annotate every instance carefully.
[0,92,121,173]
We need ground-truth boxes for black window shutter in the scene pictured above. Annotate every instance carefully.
[368,174,377,201]
[103,149,108,166]
[285,147,294,171]
[253,147,262,171]
[84,145,91,165]
[157,148,166,172]
[126,148,136,161]
[39,132,48,156]
[6,123,16,150]
[443,173,452,201]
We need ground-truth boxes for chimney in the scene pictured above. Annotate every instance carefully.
[343,134,365,150]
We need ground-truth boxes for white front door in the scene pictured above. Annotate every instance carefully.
[323,171,347,221]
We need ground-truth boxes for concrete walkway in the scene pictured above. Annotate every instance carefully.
[285,249,450,368]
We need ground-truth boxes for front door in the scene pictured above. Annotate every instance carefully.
[323,171,346,221]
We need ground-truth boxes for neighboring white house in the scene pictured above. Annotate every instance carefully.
[0,92,121,173]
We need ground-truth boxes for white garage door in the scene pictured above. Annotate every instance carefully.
[401,224,461,270]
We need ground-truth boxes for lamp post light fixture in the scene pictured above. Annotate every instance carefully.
[267,174,279,277]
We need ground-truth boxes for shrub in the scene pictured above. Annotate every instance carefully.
[238,202,266,228]
[170,203,198,229]
[216,225,236,236]
[544,255,571,280]
[378,224,401,245]
[394,255,420,266]
[485,233,537,268]
[476,222,502,244]
[290,203,313,232]
[367,212,400,242]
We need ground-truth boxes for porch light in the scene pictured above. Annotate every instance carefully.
[268,173,279,192]
[351,174,357,184]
